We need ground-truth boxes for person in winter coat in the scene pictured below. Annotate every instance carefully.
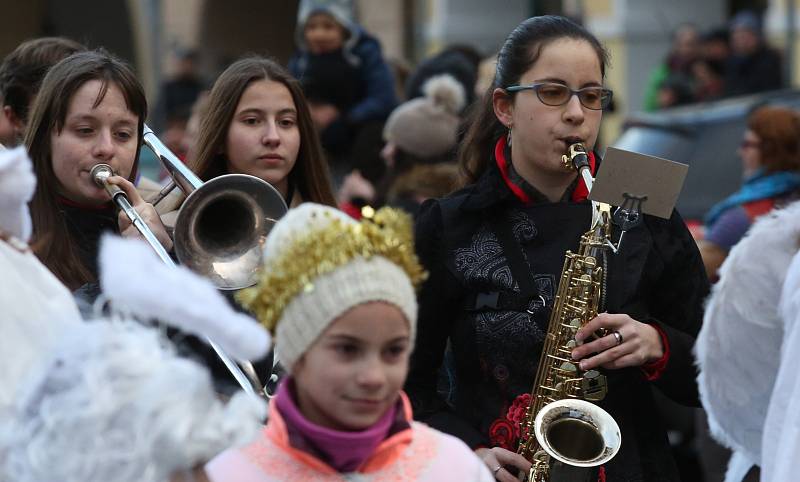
[698,106,800,280]
[206,203,494,481]
[338,74,464,218]
[723,10,783,97]
[405,15,710,481]
[288,0,397,179]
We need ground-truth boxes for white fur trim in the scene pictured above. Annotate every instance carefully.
[0,146,36,241]
[1,321,266,482]
[696,200,800,470]
[99,235,271,361]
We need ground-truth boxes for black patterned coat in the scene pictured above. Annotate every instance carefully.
[405,156,710,482]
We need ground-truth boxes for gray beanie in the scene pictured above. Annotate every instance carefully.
[295,0,359,53]
[383,74,466,160]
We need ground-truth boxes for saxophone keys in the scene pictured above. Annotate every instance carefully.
[581,370,608,401]
[560,361,578,373]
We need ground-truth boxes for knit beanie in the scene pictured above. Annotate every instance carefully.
[238,203,426,371]
[730,10,762,35]
[383,74,465,160]
[295,0,358,52]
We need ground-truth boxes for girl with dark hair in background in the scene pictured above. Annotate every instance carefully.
[0,36,85,147]
[406,15,709,481]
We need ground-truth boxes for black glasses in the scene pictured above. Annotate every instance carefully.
[505,82,613,110]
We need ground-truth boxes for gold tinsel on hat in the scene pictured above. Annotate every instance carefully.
[237,207,427,333]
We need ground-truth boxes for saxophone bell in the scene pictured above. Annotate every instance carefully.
[532,399,621,481]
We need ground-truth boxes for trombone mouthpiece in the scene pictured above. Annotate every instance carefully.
[90,163,114,188]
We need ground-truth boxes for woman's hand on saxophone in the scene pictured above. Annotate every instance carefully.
[571,313,664,370]
[475,447,532,482]
[107,175,174,252]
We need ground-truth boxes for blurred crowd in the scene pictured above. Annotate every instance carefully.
[142,1,491,224]
[644,10,784,111]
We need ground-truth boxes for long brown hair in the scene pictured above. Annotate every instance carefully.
[26,50,147,289]
[459,16,609,186]
[747,106,800,173]
[190,56,336,206]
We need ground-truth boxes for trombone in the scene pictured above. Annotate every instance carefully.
[92,124,287,397]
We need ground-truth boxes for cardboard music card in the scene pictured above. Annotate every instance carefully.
[590,147,688,220]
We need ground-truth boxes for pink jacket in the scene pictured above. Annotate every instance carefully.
[206,392,494,481]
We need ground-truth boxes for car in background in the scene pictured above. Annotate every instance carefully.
[611,89,800,235]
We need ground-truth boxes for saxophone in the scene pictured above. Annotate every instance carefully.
[516,144,622,482]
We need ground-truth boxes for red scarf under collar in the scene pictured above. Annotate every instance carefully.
[494,136,596,204]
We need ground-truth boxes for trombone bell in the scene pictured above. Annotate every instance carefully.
[175,173,286,290]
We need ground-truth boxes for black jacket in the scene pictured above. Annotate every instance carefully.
[405,155,710,481]
[724,46,783,97]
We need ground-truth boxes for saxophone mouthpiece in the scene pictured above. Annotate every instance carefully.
[569,144,589,171]
[561,143,589,172]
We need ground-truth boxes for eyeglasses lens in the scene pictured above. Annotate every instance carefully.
[535,84,608,109]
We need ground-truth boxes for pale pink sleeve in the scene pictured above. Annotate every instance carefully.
[205,448,269,482]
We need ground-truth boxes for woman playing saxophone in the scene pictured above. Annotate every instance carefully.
[405,15,710,482]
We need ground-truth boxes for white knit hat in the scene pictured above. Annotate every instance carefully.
[238,203,426,371]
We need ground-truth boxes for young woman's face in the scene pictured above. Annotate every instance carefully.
[496,38,603,177]
[293,301,411,431]
[225,79,300,197]
[304,13,346,54]
[51,80,139,205]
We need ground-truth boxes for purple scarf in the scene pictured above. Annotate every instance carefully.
[275,378,399,472]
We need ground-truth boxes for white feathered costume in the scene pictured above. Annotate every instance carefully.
[0,147,81,414]
[696,200,800,481]
[2,234,272,482]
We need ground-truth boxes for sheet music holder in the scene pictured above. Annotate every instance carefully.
[589,147,689,220]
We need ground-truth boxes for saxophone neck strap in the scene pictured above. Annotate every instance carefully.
[486,211,540,306]
[465,211,541,312]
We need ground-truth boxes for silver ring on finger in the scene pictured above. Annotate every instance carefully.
[493,464,503,475]
[612,330,623,346]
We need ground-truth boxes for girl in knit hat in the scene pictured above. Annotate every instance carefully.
[206,203,493,481]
